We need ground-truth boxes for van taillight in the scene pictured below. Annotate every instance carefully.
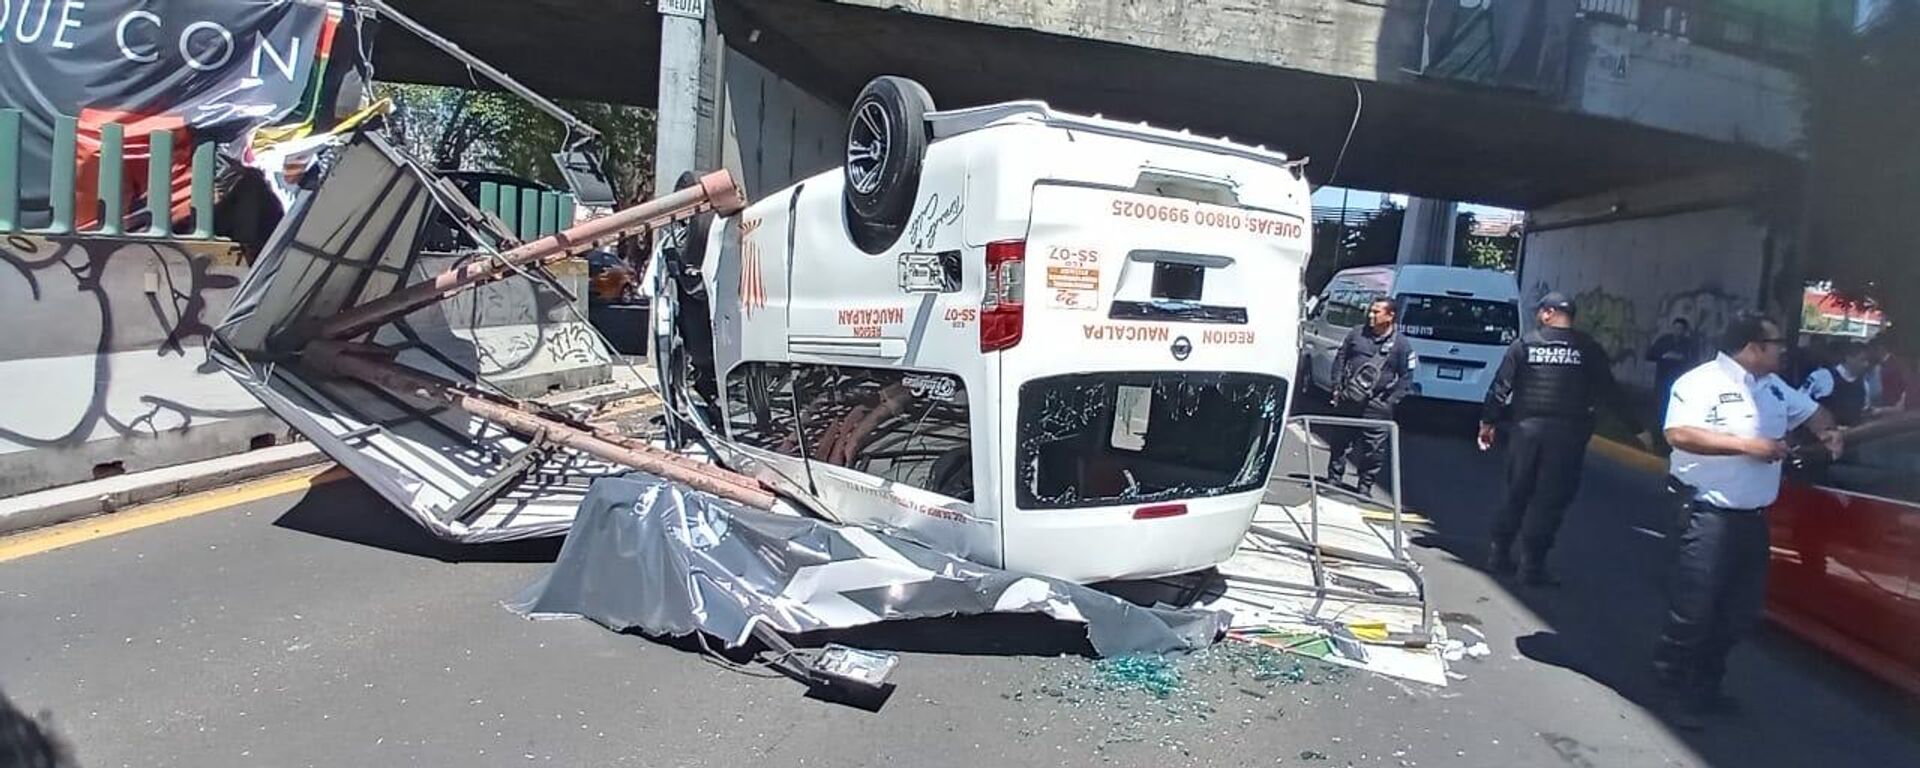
[981,240,1025,352]
[1133,504,1188,520]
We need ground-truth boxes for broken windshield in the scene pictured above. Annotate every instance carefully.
[1016,372,1285,509]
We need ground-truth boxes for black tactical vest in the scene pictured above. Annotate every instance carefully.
[1821,367,1868,426]
[1510,328,1601,423]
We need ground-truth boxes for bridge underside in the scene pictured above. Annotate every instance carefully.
[373,0,1793,209]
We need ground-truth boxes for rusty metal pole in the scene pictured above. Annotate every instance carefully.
[317,169,744,340]
[305,343,777,510]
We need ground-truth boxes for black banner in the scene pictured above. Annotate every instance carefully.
[1423,0,1578,95]
[0,0,348,221]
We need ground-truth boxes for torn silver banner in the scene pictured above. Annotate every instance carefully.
[509,474,1230,657]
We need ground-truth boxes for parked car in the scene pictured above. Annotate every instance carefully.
[1301,265,1520,406]
[585,249,638,304]
[1770,413,1920,696]
[655,76,1313,584]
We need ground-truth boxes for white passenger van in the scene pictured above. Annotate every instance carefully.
[655,77,1312,584]
[1301,265,1520,405]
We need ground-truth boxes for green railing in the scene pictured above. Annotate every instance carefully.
[476,180,574,242]
[0,108,218,238]
[0,107,580,244]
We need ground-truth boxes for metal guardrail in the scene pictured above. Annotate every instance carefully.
[476,180,575,242]
[0,108,216,238]
[0,107,577,243]
[1576,0,1819,61]
[1252,413,1433,642]
[1578,0,1642,21]
[1294,413,1410,559]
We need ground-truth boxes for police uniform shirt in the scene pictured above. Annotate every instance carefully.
[1665,353,1819,510]
[1482,326,1632,428]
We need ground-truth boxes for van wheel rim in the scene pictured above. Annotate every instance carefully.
[847,101,891,196]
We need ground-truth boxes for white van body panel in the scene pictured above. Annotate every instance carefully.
[692,102,1311,583]
[1303,265,1520,405]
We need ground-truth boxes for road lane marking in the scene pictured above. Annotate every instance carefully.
[1590,435,1665,475]
[0,464,346,564]
[1361,510,1433,526]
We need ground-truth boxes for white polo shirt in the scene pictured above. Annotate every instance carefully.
[1665,353,1819,510]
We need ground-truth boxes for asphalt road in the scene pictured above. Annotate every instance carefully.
[4,416,1918,768]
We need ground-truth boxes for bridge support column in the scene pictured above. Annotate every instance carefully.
[654,1,707,198]
[1397,197,1458,266]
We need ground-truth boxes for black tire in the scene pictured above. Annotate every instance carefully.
[665,171,711,295]
[844,76,934,254]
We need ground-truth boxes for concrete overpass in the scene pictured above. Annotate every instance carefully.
[373,0,1806,209]
[371,0,1821,389]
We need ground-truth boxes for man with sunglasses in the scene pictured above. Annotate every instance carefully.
[1654,311,1843,728]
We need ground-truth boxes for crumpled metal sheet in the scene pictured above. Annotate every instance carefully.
[212,132,617,543]
[509,473,1230,656]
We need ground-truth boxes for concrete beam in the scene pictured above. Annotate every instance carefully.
[365,0,1807,208]
[829,0,1422,85]
[371,0,663,105]
[721,0,1795,208]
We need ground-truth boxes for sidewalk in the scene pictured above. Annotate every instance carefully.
[0,358,662,538]
[0,443,327,537]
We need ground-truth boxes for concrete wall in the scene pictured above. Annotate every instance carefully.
[0,234,608,498]
[711,47,846,202]
[0,236,293,498]
[1521,191,1771,390]
[1568,22,1805,155]
[410,255,612,398]
[825,1,1803,153]
[831,0,1418,84]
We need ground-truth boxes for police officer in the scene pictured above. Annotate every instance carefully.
[1479,292,1648,585]
[1799,341,1870,425]
[1325,298,1417,498]
[1654,311,1841,728]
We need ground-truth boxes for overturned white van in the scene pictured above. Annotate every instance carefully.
[654,77,1314,583]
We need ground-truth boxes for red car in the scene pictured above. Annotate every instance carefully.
[1768,413,1920,696]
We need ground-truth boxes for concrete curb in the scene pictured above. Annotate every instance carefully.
[535,357,660,412]
[0,443,329,537]
[1589,435,1667,476]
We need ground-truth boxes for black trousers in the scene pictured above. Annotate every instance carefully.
[1325,401,1393,490]
[1490,417,1592,561]
[1653,501,1770,693]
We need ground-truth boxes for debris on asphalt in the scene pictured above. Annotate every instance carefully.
[1005,642,1351,756]
[1439,640,1492,663]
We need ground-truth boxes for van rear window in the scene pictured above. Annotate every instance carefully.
[1015,372,1285,509]
[1398,294,1519,346]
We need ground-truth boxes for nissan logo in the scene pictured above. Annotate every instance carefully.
[1171,336,1193,361]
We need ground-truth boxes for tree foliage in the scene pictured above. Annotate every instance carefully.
[1804,5,1920,331]
[372,83,657,205]
[1462,233,1518,272]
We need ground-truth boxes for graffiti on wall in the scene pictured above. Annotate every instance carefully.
[0,234,261,450]
[1656,287,1743,342]
[472,323,607,376]
[1532,278,1749,379]
[1572,287,1640,362]
[424,255,609,380]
